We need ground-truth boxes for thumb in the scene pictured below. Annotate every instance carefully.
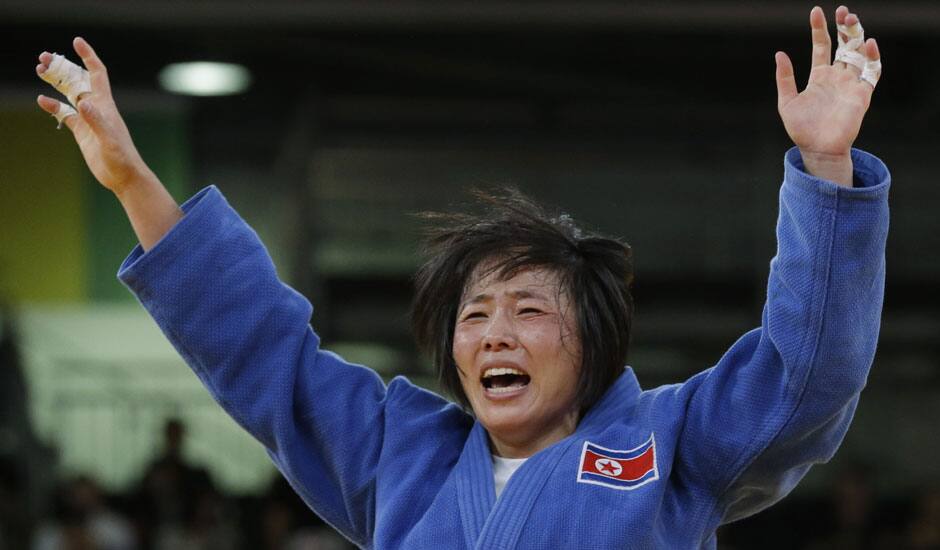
[774,51,798,110]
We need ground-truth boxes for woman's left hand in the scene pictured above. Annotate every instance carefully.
[775,5,881,187]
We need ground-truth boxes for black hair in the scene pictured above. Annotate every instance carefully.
[411,188,634,416]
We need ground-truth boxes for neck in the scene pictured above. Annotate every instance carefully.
[488,411,578,459]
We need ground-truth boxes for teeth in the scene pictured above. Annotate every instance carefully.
[487,384,526,394]
[482,367,526,378]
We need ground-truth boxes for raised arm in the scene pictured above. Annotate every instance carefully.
[36,39,472,544]
[674,5,889,522]
[36,37,182,250]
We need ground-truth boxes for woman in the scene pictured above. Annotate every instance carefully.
[35,6,888,548]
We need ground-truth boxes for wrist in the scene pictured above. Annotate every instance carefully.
[112,164,159,201]
[798,149,854,188]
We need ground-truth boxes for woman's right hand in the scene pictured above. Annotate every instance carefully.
[36,37,154,197]
[37,36,182,251]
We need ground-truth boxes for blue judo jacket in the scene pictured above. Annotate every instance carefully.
[119,148,890,549]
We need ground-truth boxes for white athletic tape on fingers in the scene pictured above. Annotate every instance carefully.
[836,21,880,88]
[861,59,882,88]
[39,53,91,107]
[835,22,867,71]
[52,102,77,129]
[837,49,868,72]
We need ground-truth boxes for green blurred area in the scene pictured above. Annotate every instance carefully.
[86,111,191,301]
[0,110,86,302]
[1,106,277,493]
[0,107,189,303]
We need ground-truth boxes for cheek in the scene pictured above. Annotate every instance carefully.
[526,320,577,360]
[451,329,473,360]
[540,329,581,395]
[451,328,480,383]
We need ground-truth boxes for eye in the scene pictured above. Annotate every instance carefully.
[461,311,487,322]
[518,307,543,316]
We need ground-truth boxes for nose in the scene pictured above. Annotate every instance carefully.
[481,311,518,351]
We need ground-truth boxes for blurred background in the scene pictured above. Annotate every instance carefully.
[1,1,939,548]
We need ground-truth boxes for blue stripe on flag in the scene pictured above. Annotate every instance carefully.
[579,468,658,488]
[584,439,653,461]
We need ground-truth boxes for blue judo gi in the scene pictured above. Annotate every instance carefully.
[118,148,890,549]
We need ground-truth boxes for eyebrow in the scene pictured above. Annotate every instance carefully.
[460,289,549,308]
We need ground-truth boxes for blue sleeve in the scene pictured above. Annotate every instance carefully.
[675,148,890,523]
[118,186,389,547]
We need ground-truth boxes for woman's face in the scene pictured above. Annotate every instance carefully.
[453,265,582,458]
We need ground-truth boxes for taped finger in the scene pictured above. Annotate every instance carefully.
[48,98,79,129]
[835,20,867,74]
[38,95,78,130]
[860,58,882,88]
[38,53,91,107]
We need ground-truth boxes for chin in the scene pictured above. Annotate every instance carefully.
[476,405,539,439]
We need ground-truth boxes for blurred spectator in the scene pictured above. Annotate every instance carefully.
[257,477,351,550]
[0,307,56,549]
[132,419,216,549]
[806,462,882,550]
[0,457,30,550]
[32,475,136,550]
[152,486,238,550]
[906,485,940,549]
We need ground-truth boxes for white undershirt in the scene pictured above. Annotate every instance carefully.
[492,454,528,499]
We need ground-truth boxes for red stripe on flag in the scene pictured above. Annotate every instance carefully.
[581,448,654,481]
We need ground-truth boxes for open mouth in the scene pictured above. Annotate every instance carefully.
[481,367,531,394]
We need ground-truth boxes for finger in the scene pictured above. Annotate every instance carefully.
[866,37,881,62]
[37,94,79,132]
[72,36,111,96]
[775,51,798,109]
[842,12,868,76]
[836,5,849,26]
[859,38,882,91]
[77,98,111,136]
[834,6,848,70]
[37,52,52,78]
[73,37,105,74]
[836,12,859,54]
[840,13,863,76]
[37,94,62,115]
[36,51,93,107]
[810,6,832,69]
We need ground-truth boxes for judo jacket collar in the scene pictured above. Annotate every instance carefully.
[455,367,642,549]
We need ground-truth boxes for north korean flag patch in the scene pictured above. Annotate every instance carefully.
[577,433,659,490]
